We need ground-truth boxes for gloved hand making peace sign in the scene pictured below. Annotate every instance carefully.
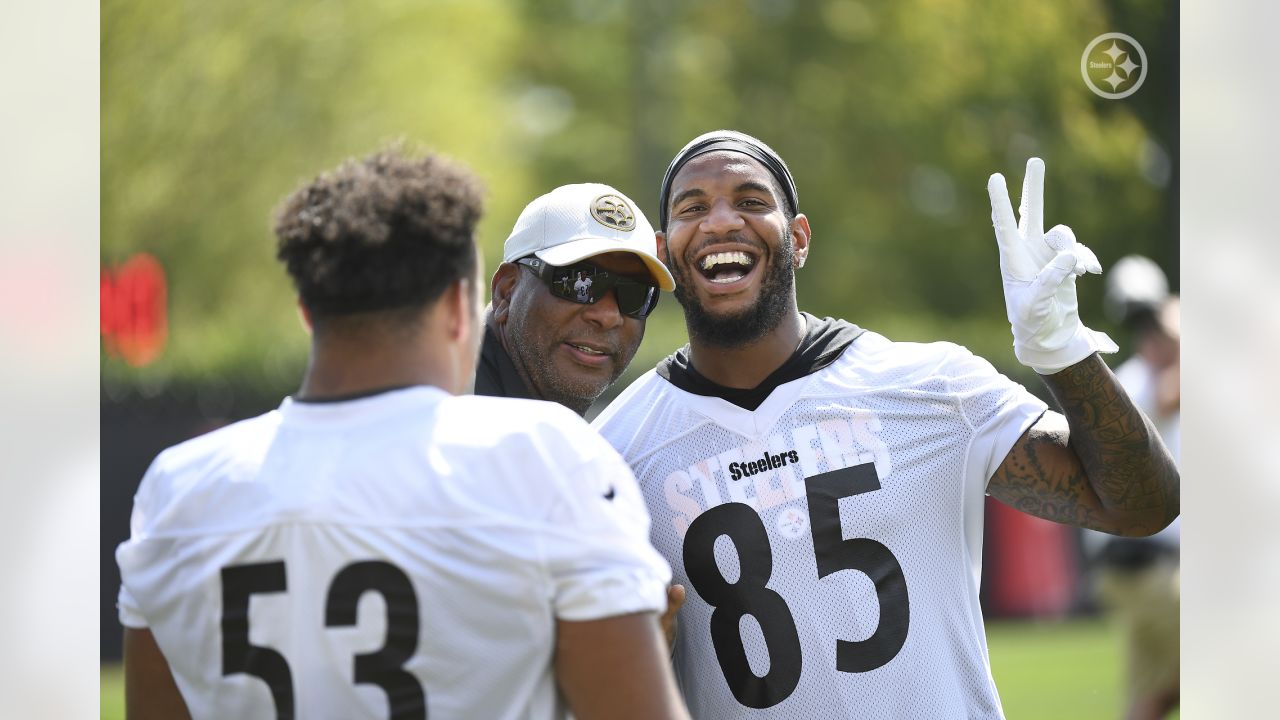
[988,158,1119,374]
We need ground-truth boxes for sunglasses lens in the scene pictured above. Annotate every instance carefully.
[533,259,657,318]
[563,265,599,303]
[616,284,659,318]
[544,265,585,302]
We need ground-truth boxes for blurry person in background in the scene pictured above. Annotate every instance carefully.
[116,148,689,720]
[1085,255,1181,720]
[1104,256,1180,463]
[475,183,674,416]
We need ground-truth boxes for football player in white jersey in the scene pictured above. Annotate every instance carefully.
[116,147,691,720]
[593,130,1179,719]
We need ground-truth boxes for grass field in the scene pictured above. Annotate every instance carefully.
[988,618,1122,719]
[100,618,1173,719]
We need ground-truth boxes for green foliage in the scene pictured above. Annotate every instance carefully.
[103,0,534,393]
[102,0,1176,392]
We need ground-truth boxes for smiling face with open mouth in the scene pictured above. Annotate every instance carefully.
[661,151,809,347]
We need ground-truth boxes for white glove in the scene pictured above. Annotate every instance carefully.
[987,158,1117,374]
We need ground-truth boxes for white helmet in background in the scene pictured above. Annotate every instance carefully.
[1104,255,1169,326]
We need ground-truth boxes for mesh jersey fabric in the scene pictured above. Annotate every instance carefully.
[593,326,1047,719]
[116,386,669,720]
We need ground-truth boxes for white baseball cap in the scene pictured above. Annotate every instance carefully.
[502,183,675,291]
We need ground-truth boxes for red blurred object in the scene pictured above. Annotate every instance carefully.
[101,253,168,367]
[983,497,1077,617]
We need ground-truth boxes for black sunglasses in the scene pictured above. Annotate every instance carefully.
[516,256,660,319]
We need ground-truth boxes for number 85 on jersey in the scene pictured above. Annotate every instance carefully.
[682,462,910,709]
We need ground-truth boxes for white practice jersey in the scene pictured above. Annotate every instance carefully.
[593,317,1046,719]
[117,386,670,720]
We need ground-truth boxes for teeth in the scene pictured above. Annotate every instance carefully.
[571,344,605,355]
[700,251,754,271]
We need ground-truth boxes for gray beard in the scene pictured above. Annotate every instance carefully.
[671,238,795,349]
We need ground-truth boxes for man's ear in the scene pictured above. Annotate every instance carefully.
[790,214,811,269]
[490,263,519,326]
[655,231,668,266]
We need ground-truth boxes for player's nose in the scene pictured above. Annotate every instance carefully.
[700,198,746,235]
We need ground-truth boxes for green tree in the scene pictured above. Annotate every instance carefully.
[102,0,1176,399]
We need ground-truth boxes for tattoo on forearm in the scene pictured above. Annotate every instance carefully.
[992,354,1180,536]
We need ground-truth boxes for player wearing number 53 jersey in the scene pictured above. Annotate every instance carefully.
[116,147,690,720]
[594,131,1178,718]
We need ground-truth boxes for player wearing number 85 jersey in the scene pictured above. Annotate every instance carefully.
[593,131,1178,718]
[116,146,690,720]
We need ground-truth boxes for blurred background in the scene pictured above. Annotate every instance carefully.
[100,0,1178,717]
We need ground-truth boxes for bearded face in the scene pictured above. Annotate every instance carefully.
[668,223,796,348]
[661,151,804,348]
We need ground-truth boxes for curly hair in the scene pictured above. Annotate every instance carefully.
[274,145,484,318]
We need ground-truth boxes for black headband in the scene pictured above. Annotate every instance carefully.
[657,130,799,231]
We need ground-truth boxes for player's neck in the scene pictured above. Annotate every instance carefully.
[687,310,806,390]
[297,333,457,401]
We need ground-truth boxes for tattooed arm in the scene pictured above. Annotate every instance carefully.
[987,353,1179,537]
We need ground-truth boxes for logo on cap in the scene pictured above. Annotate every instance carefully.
[591,194,636,231]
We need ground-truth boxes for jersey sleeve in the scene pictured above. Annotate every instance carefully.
[945,345,1048,488]
[115,457,161,629]
[117,584,147,628]
[538,431,672,622]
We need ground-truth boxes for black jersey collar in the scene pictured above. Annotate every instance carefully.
[656,313,864,411]
[474,323,536,401]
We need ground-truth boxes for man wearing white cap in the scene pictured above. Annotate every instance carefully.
[476,183,675,416]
